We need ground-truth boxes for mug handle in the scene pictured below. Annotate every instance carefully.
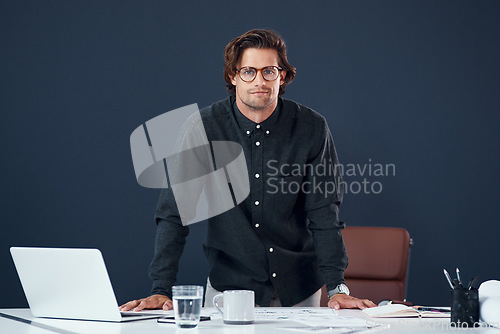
[213,293,224,317]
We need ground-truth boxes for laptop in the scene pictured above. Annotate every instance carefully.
[10,247,169,322]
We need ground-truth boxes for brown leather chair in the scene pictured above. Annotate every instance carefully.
[320,226,412,306]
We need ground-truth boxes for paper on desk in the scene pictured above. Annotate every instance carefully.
[279,324,386,333]
[293,314,369,328]
[254,308,336,321]
[255,308,369,327]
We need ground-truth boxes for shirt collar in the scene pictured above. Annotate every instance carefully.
[232,97,282,137]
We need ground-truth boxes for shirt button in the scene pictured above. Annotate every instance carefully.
[246,130,251,135]
[255,141,261,147]
[256,124,261,129]
[255,173,260,179]
[254,200,260,206]
[266,130,270,135]
[272,273,277,278]
[269,247,274,252]
[255,223,260,228]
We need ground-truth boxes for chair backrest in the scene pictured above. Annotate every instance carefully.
[320,226,412,306]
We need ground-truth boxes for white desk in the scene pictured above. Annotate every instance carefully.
[1,308,498,334]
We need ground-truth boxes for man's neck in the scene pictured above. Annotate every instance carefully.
[235,98,277,124]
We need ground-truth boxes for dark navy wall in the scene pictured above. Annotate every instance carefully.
[1,0,499,308]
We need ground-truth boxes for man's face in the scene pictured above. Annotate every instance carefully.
[230,48,286,111]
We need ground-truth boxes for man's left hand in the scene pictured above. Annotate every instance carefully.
[328,294,377,310]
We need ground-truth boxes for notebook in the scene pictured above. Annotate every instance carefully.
[10,247,168,322]
[362,304,450,318]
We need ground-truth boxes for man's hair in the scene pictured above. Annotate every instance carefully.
[223,29,296,96]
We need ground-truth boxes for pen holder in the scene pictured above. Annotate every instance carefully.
[450,288,479,326]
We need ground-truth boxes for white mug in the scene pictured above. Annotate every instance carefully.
[213,290,255,324]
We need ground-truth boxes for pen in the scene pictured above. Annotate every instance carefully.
[417,307,451,313]
[456,268,462,287]
[443,269,455,289]
[467,276,478,290]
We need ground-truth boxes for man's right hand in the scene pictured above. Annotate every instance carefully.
[119,294,173,311]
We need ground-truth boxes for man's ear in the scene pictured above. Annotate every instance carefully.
[280,71,287,85]
[230,73,237,86]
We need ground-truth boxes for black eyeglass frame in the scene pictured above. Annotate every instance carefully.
[235,66,283,82]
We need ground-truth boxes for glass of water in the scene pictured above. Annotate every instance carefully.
[172,285,204,329]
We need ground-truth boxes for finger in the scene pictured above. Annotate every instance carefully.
[356,299,375,310]
[328,300,341,310]
[119,300,135,310]
[134,299,152,312]
[357,300,368,310]
[163,299,173,310]
[137,296,170,311]
[334,296,360,310]
[119,300,140,311]
[364,299,377,308]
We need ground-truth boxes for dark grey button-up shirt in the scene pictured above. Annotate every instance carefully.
[149,96,347,307]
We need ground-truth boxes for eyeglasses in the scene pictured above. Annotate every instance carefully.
[235,66,283,82]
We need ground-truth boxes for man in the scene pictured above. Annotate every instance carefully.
[121,29,376,311]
